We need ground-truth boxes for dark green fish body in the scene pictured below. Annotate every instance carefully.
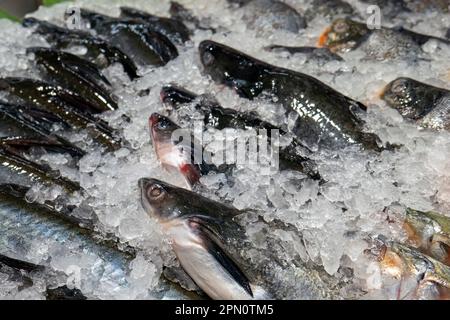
[199,41,381,151]
[80,9,178,66]
[161,85,320,179]
[0,146,81,193]
[139,178,342,299]
[0,77,121,151]
[119,6,191,44]
[381,78,450,131]
[0,100,85,157]
[28,47,117,113]
[22,17,139,80]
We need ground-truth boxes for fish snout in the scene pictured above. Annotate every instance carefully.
[199,40,217,67]
[149,113,162,126]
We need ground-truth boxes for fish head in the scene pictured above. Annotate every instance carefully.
[199,40,265,99]
[149,113,181,146]
[160,85,197,108]
[318,19,369,52]
[381,77,422,118]
[139,177,192,223]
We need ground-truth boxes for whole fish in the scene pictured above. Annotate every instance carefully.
[139,178,341,299]
[318,19,450,59]
[119,6,191,44]
[28,47,117,113]
[381,77,450,131]
[199,40,381,151]
[404,208,450,266]
[366,237,450,299]
[23,17,139,80]
[79,9,178,66]
[0,77,121,151]
[160,85,320,179]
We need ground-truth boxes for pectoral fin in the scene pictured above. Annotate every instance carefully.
[194,220,253,297]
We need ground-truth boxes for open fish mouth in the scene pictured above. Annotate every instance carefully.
[0,0,449,301]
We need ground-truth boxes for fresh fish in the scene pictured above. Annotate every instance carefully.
[381,77,450,131]
[199,40,381,151]
[139,178,341,299]
[318,19,449,59]
[0,184,133,299]
[0,100,85,157]
[79,9,178,66]
[265,45,344,63]
[0,77,121,151]
[28,47,117,113]
[366,237,450,299]
[304,0,355,22]
[119,6,191,44]
[0,146,81,193]
[160,85,320,179]
[404,208,450,266]
[240,0,306,33]
[149,113,215,188]
[23,17,139,80]
[0,136,83,159]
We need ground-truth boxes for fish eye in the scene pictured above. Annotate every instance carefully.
[157,118,170,130]
[147,184,165,200]
[334,20,349,34]
[202,52,215,66]
[391,79,407,94]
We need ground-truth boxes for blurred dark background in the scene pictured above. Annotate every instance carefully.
[0,0,42,18]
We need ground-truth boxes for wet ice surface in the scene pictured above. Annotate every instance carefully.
[0,0,449,299]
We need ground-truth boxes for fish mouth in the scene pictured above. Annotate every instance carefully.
[160,87,171,103]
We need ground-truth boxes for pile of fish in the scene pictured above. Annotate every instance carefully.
[0,0,449,300]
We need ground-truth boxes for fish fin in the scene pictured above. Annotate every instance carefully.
[179,163,201,186]
[194,220,253,297]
